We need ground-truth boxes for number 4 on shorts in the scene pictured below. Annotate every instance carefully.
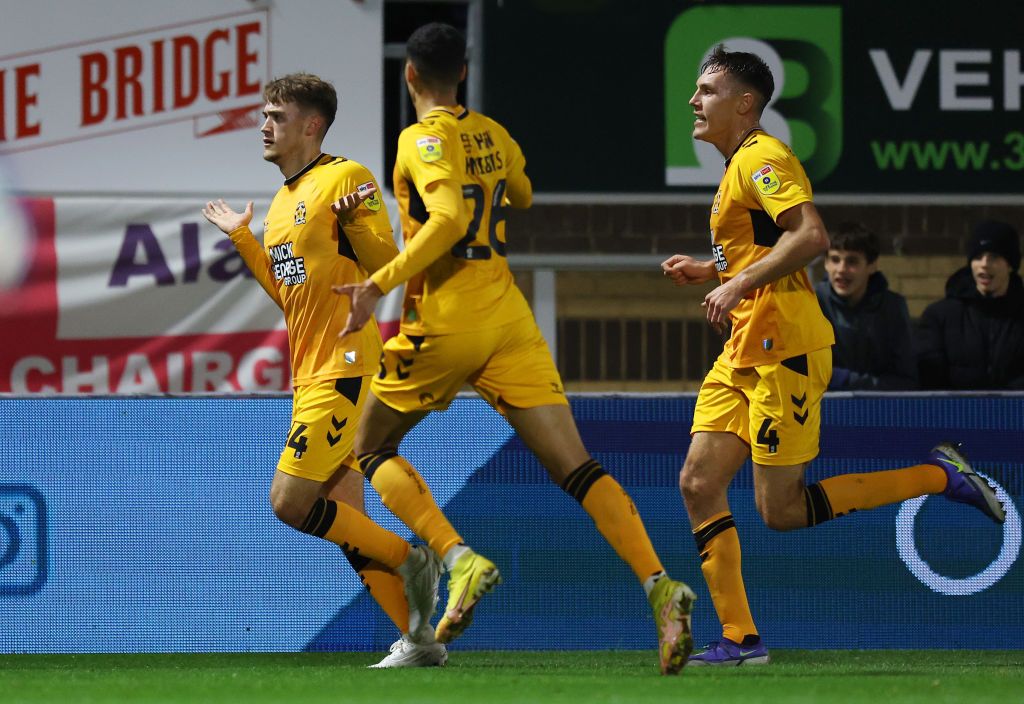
[756,419,780,454]
[288,423,309,459]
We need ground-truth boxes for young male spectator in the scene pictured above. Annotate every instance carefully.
[918,220,1024,390]
[815,222,917,390]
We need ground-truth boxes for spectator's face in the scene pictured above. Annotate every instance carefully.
[825,249,876,304]
[971,252,1011,297]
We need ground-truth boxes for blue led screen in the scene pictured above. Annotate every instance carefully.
[1,395,1020,653]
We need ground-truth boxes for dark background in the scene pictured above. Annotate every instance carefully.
[477,0,1022,193]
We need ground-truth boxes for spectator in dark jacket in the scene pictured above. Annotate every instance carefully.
[815,222,918,390]
[917,220,1024,390]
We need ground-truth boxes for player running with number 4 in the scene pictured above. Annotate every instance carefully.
[203,73,448,669]
[663,45,1005,666]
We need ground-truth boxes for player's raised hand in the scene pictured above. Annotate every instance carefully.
[661,254,714,286]
[332,279,384,337]
[202,199,253,235]
[331,183,376,219]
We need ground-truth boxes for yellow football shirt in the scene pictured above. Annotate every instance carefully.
[371,106,533,335]
[228,153,397,386]
[710,130,834,367]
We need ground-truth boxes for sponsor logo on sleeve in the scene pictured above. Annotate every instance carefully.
[752,165,781,195]
[356,180,382,211]
[416,136,443,163]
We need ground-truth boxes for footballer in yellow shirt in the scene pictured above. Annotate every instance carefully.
[203,73,448,668]
[663,44,1000,668]
[335,22,697,676]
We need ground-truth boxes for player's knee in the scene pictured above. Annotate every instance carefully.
[269,488,310,529]
[353,433,393,459]
[757,501,802,532]
[679,462,716,506]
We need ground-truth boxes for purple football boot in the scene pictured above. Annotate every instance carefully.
[688,637,770,666]
[928,442,1005,524]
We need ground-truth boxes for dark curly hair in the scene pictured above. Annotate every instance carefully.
[829,222,880,264]
[700,44,774,114]
[406,22,466,89]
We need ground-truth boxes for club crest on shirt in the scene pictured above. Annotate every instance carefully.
[416,136,443,163]
[752,165,781,195]
[294,200,307,225]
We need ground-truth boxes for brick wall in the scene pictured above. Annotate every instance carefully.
[507,202,1023,389]
[508,202,1024,317]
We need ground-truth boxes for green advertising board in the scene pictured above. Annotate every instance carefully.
[483,0,1024,194]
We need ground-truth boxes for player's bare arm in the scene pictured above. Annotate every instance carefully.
[661,254,717,286]
[703,201,829,326]
[202,199,254,234]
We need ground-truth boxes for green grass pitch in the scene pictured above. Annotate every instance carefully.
[2,650,1022,703]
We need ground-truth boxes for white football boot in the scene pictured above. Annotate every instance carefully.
[396,545,444,645]
[368,635,447,669]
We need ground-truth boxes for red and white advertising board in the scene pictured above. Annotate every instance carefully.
[1,195,402,394]
[0,1,398,394]
[2,197,290,393]
[0,0,384,194]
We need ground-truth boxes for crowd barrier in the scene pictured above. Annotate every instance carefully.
[1,394,1020,653]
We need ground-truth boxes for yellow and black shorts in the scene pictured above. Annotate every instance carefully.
[371,315,568,414]
[276,375,370,482]
[691,347,831,466]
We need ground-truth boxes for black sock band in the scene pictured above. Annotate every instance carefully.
[561,459,607,504]
[358,450,398,481]
[299,497,338,538]
[692,514,735,562]
[804,483,834,526]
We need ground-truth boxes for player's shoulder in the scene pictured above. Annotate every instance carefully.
[465,109,512,139]
[404,109,457,139]
[318,153,357,173]
[398,118,449,155]
[735,130,798,166]
[316,153,376,185]
[399,112,461,168]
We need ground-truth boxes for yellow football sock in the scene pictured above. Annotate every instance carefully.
[693,511,758,644]
[562,460,664,582]
[807,464,947,525]
[300,498,410,569]
[360,451,464,558]
[342,551,409,635]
